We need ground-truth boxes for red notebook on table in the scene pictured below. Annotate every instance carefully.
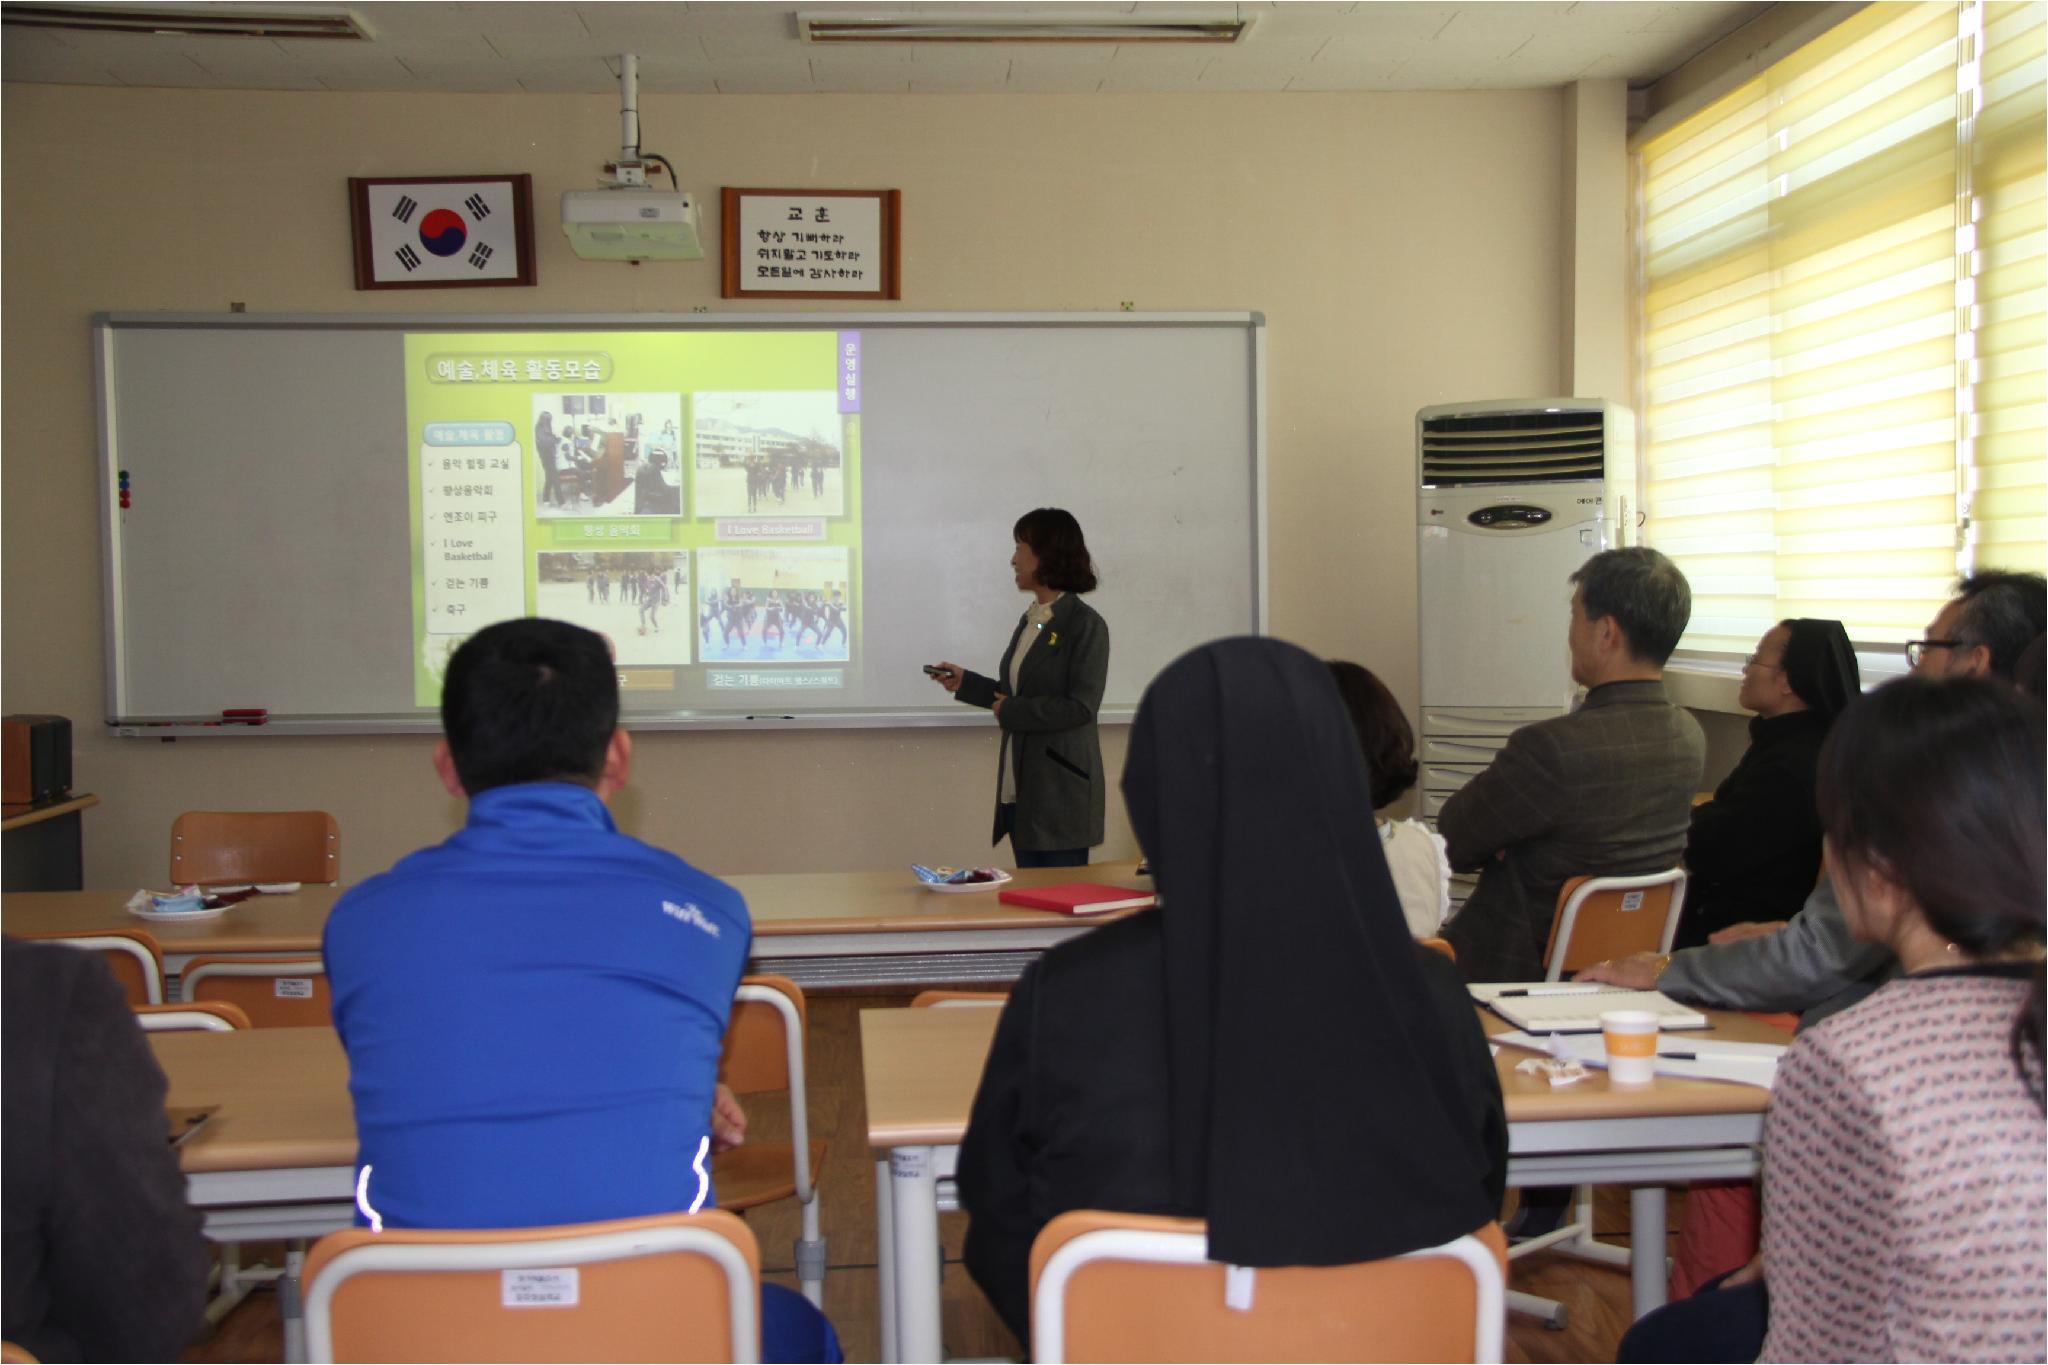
[998,882,1157,916]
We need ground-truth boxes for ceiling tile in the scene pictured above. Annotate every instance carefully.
[710,58,818,93]
[511,56,628,92]
[353,3,588,41]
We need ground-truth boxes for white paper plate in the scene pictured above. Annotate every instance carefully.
[921,870,1013,895]
[128,905,229,922]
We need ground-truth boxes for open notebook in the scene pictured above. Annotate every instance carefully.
[1468,982,1709,1034]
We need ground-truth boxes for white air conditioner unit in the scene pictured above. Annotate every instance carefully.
[561,189,703,262]
[1412,399,1637,901]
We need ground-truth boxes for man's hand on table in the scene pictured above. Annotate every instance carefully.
[1574,952,1670,990]
[1708,920,1788,944]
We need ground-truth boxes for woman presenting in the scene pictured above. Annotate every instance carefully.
[929,508,1109,868]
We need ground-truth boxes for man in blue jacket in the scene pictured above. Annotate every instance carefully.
[325,617,837,1361]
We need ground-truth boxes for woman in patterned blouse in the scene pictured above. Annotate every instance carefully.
[1622,675,2045,1364]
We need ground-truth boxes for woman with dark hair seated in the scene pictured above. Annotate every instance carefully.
[956,637,1507,1349]
[1675,618,1859,949]
[1329,660,1449,937]
[929,508,1109,868]
[1620,675,2046,1364]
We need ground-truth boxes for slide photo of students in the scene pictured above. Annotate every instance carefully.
[691,392,845,520]
[532,393,682,520]
[697,547,851,663]
[535,551,691,665]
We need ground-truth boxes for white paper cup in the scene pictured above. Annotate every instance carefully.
[1601,1009,1660,1085]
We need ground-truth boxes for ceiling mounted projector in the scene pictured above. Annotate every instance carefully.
[561,54,702,262]
[561,189,703,262]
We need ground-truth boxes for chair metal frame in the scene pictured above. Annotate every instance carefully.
[1031,1216,1505,1364]
[302,1214,761,1364]
[133,1001,250,1032]
[24,931,165,1005]
[718,976,827,1308]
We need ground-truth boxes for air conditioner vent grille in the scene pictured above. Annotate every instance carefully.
[1420,409,1605,487]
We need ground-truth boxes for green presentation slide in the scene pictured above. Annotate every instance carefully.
[403,330,863,706]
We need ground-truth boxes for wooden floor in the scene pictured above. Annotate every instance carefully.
[183,992,1664,1364]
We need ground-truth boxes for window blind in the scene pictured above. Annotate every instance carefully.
[1637,2,2045,657]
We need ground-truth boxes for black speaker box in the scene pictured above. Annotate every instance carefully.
[2,715,72,806]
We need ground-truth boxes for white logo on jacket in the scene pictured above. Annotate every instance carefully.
[662,900,721,938]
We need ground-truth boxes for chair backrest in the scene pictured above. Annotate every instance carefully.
[134,1000,251,1032]
[716,976,816,1203]
[909,989,1010,1008]
[302,1210,761,1364]
[1541,868,1688,982]
[181,956,331,1026]
[169,809,339,885]
[1418,937,1457,963]
[17,929,164,1006]
[1029,1211,1507,1364]
[1,1339,39,1364]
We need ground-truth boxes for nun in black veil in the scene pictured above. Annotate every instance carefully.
[1675,618,1861,948]
[956,637,1507,1348]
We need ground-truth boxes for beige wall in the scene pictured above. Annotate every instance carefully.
[3,84,1570,887]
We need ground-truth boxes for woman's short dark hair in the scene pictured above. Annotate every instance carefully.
[1816,675,2046,1100]
[440,618,619,795]
[1013,508,1097,594]
[1327,661,1419,810]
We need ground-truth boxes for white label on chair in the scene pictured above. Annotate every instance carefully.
[274,978,314,999]
[890,1148,928,1179]
[502,1268,579,1307]
[1620,891,1646,912]
[1224,1264,1256,1312]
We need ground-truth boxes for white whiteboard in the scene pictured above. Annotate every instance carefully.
[97,313,1265,734]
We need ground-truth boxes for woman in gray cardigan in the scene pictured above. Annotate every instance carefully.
[931,508,1110,867]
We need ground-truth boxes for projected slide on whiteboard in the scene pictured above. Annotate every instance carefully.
[404,330,862,707]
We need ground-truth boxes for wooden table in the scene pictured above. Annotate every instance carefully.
[4,861,1150,990]
[4,885,344,979]
[0,792,98,891]
[860,1003,1791,1364]
[150,1027,358,1364]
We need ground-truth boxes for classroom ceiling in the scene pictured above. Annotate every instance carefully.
[1,1,1777,94]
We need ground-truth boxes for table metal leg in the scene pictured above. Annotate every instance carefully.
[1630,1186,1669,1318]
[889,1146,943,1364]
[280,1242,307,1364]
[876,1158,898,1363]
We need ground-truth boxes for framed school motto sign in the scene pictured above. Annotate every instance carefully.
[722,188,901,301]
[349,175,538,291]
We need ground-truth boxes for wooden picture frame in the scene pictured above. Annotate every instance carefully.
[348,174,537,291]
[722,188,901,300]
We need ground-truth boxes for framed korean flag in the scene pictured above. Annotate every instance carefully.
[349,175,537,290]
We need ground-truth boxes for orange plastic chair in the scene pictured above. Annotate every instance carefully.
[181,956,331,1027]
[1029,1211,1507,1363]
[301,1210,761,1363]
[133,1000,252,1032]
[16,929,165,1006]
[1540,868,1688,983]
[1419,937,1458,963]
[1,1341,38,1363]
[714,975,826,1305]
[169,810,339,886]
[909,989,1009,1008]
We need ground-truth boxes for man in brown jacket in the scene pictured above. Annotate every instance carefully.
[1439,546,1706,984]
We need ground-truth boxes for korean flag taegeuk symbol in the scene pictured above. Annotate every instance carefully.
[363,180,522,284]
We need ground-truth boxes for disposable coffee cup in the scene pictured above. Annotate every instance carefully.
[1601,1009,1660,1085]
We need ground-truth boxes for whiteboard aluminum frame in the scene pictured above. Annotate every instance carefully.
[96,310,1268,737]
